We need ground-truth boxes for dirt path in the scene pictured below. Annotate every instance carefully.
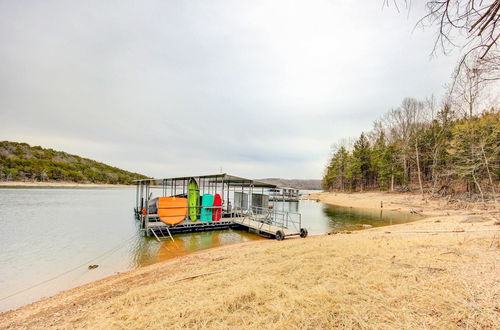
[1,192,498,329]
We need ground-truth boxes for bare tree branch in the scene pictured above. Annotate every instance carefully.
[389,1,499,80]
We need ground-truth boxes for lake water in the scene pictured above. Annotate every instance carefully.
[0,188,421,312]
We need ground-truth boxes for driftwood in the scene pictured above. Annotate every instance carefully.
[419,266,446,272]
[172,270,226,283]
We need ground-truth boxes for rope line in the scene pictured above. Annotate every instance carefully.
[0,234,138,303]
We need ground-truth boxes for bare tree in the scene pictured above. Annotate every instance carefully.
[427,96,455,197]
[384,98,426,198]
[480,142,498,206]
[386,1,499,80]
[452,60,484,117]
[402,98,426,199]
[420,1,499,60]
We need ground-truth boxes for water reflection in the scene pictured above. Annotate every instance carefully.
[130,230,263,268]
[293,199,423,235]
[322,204,421,231]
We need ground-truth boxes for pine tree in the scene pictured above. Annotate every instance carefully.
[352,133,372,191]
[323,146,350,191]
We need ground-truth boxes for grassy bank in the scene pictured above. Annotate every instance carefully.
[1,192,498,329]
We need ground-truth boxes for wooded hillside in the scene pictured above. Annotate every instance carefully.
[323,103,499,202]
[0,141,149,184]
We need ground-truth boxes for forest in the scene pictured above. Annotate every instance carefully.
[323,99,499,202]
[0,141,148,184]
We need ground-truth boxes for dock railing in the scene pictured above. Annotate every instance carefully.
[244,206,302,233]
[140,204,304,239]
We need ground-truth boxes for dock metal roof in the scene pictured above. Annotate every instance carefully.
[133,173,277,188]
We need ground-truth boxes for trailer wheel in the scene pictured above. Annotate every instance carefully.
[300,228,308,238]
[275,230,285,241]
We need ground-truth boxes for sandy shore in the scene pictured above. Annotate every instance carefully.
[0,181,132,188]
[306,191,498,216]
[1,192,498,329]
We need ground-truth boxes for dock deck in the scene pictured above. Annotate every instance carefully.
[147,217,238,233]
[143,212,305,241]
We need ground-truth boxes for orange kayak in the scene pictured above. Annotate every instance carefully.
[156,197,188,225]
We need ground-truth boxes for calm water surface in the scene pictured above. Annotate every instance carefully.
[0,188,421,311]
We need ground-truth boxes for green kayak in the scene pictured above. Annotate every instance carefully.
[188,178,199,221]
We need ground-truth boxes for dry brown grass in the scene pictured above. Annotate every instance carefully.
[1,192,499,329]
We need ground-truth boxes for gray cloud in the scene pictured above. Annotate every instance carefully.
[0,0,459,179]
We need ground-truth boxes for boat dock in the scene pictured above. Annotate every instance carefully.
[268,187,300,202]
[134,174,307,241]
[141,206,306,241]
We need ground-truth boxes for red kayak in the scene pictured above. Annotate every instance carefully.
[212,193,222,221]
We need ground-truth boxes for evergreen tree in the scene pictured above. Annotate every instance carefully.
[323,146,350,190]
[352,133,372,191]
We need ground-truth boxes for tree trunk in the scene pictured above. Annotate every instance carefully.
[480,144,497,207]
[430,146,439,197]
[390,169,394,192]
[415,140,424,199]
[403,155,407,183]
[471,169,485,203]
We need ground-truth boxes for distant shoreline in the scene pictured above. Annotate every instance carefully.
[0,181,132,188]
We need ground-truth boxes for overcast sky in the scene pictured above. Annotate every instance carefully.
[0,0,459,179]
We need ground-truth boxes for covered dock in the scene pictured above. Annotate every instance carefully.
[134,173,307,241]
[269,187,301,202]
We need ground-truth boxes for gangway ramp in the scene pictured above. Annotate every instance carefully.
[232,217,299,239]
[232,207,308,240]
